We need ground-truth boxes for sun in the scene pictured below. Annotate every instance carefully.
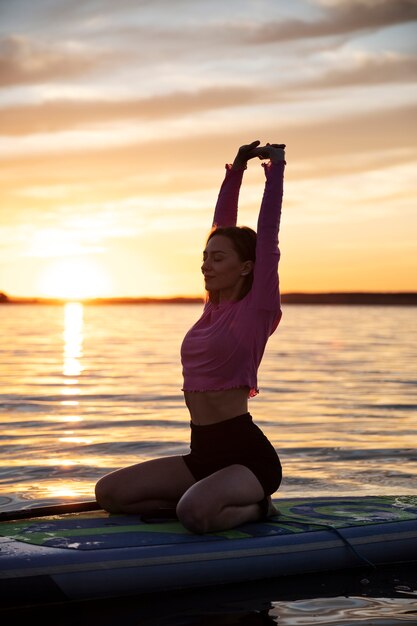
[38,258,111,300]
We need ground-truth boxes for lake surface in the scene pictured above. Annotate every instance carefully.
[1,303,416,623]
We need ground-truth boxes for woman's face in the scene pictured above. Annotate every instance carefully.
[201,235,251,299]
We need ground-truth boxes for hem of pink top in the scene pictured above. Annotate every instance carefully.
[182,385,259,398]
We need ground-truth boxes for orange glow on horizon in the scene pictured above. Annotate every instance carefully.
[37,258,112,300]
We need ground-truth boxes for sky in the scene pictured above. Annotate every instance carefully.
[1,0,416,299]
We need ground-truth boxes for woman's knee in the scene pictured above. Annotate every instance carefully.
[95,474,123,513]
[176,492,212,534]
[94,475,111,510]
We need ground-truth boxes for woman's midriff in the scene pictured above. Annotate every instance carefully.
[184,387,250,425]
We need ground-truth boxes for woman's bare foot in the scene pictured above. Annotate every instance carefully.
[258,496,280,520]
[267,496,280,518]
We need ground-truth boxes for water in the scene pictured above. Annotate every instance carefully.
[1,302,416,622]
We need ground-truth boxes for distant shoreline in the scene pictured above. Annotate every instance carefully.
[1,292,416,306]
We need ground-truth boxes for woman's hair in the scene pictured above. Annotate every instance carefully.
[205,226,257,304]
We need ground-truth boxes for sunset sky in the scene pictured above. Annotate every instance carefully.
[1,0,416,299]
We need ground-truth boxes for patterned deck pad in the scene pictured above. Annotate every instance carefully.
[1,496,416,550]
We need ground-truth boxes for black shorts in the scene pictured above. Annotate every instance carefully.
[182,413,282,496]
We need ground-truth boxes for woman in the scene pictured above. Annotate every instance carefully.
[95,140,286,533]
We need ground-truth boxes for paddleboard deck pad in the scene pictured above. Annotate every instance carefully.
[1,496,416,605]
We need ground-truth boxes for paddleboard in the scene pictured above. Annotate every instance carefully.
[1,496,416,606]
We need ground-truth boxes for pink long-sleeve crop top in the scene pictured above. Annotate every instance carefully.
[181,159,285,398]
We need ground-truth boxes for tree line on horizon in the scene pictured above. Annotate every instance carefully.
[1,291,416,305]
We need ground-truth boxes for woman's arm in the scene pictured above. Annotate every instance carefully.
[212,140,264,228]
[251,145,286,310]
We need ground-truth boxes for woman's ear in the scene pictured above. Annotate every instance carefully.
[241,260,254,276]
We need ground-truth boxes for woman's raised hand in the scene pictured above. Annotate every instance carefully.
[232,140,264,170]
[257,143,286,163]
[232,141,286,170]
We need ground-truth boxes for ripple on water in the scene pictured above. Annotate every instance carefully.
[270,596,417,624]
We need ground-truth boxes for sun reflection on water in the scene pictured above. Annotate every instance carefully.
[47,415,83,422]
[42,301,90,499]
[63,302,84,377]
[45,486,82,499]
[60,302,84,412]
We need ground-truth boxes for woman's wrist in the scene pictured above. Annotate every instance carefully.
[268,147,285,164]
[231,159,247,171]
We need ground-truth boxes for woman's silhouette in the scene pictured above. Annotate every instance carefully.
[95,140,286,533]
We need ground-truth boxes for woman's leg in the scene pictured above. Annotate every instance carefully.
[176,463,268,534]
[95,455,196,515]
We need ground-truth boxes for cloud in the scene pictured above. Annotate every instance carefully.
[1,50,416,137]
[1,103,415,194]
[0,86,271,136]
[236,0,417,43]
[294,52,417,89]
[84,0,417,48]
[0,35,114,86]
